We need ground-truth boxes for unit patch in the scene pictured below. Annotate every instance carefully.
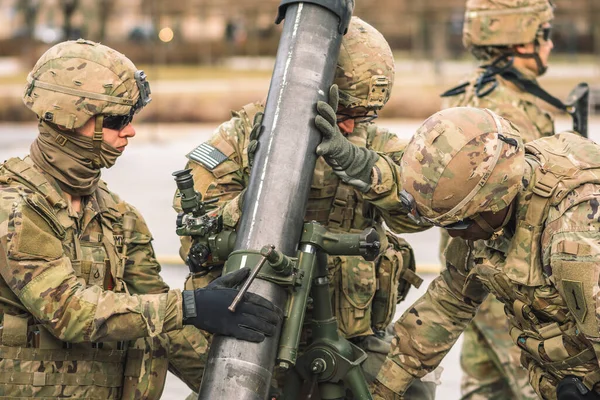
[563,279,587,324]
[188,143,228,170]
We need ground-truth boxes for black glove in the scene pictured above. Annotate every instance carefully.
[557,376,600,400]
[182,267,280,342]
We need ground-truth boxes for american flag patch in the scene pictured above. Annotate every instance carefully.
[188,143,228,170]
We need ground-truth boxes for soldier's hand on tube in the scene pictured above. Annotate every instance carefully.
[181,267,281,342]
[247,112,264,168]
[315,84,352,169]
[315,84,379,192]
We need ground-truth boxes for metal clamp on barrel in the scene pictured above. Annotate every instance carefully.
[301,222,381,261]
[223,247,300,289]
[276,0,354,34]
[228,245,276,312]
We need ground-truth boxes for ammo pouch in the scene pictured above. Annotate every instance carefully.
[0,314,128,399]
[121,336,170,400]
[330,254,377,338]
[0,313,170,400]
[371,233,422,332]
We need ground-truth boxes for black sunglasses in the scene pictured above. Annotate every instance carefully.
[336,110,378,124]
[103,109,135,131]
[536,26,552,42]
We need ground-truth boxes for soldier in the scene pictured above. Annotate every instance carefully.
[0,39,280,399]
[176,17,437,398]
[438,1,556,398]
[443,0,555,143]
[372,106,600,400]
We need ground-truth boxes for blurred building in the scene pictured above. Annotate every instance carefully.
[0,0,598,61]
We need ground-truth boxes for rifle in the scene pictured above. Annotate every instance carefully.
[565,83,589,138]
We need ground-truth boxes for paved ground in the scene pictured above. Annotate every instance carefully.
[1,117,599,399]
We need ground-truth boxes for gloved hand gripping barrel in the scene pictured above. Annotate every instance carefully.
[197,1,354,399]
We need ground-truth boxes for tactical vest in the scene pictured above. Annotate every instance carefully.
[0,157,164,399]
[464,133,600,397]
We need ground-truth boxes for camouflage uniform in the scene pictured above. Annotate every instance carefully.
[176,17,435,398]
[438,1,555,398]
[0,39,209,399]
[375,108,600,400]
[442,66,554,143]
[0,156,207,398]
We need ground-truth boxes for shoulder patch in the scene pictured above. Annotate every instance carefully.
[8,199,64,261]
[187,143,228,170]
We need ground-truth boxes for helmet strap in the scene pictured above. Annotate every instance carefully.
[499,200,515,230]
[473,200,515,234]
[472,214,496,234]
[513,41,547,76]
[442,54,513,98]
[498,66,570,114]
[92,115,104,169]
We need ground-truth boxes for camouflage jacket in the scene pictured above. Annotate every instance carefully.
[443,65,555,143]
[0,156,206,399]
[377,133,600,400]
[182,103,423,235]
[177,102,424,338]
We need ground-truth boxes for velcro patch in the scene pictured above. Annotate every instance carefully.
[188,143,228,170]
[10,204,63,260]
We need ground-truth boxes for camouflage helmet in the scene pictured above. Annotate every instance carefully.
[23,39,151,130]
[400,107,524,227]
[335,17,394,111]
[463,0,554,50]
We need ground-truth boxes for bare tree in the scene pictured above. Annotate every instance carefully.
[17,0,40,40]
[98,0,116,41]
[61,0,79,39]
[140,0,161,41]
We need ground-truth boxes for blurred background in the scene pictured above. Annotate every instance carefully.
[0,1,599,398]
[0,0,598,123]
